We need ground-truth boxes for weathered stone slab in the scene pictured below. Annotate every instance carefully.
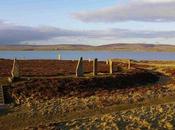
[109,59,113,74]
[93,58,98,76]
[76,57,84,77]
[106,60,109,65]
[88,58,91,62]
[57,54,61,60]
[11,58,20,79]
[128,59,131,70]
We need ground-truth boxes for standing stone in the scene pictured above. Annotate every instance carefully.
[7,77,12,83]
[93,58,98,76]
[128,59,131,70]
[109,59,113,74]
[11,58,20,79]
[88,58,91,62]
[76,57,84,77]
[58,54,61,60]
[106,59,109,65]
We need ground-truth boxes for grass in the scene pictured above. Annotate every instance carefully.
[1,95,175,130]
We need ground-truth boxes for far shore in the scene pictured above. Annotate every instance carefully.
[1,43,175,52]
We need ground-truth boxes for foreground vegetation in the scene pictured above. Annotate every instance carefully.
[30,102,175,130]
[1,60,175,130]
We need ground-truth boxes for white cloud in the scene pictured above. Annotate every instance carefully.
[73,1,175,22]
[1,20,175,45]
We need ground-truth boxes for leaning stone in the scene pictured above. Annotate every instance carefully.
[76,57,84,77]
[11,58,20,79]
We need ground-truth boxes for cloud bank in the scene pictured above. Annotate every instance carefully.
[73,1,175,22]
[0,21,81,44]
[0,20,175,44]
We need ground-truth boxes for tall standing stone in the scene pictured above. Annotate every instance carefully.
[106,59,109,65]
[93,58,98,76]
[76,57,84,77]
[88,58,91,62]
[58,54,61,60]
[128,59,131,70]
[11,58,20,79]
[109,59,113,74]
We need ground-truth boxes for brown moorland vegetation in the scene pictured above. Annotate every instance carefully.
[0,59,128,77]
[1,59,175,130]
[9,70,160,104]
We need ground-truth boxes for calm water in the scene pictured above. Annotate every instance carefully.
[0,51,175,61]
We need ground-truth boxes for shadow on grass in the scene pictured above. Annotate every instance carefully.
[9,70,165,100]
[0,105,12,116]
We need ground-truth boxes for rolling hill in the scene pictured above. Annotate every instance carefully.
[0,43,175,52]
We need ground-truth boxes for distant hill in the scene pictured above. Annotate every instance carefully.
[0,43,175,52]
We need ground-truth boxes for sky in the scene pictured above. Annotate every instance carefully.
[0,0,175,45]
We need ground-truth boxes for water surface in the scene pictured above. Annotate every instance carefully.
[0,51,175,61]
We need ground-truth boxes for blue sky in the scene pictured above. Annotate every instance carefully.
[0,0,175,45]
[0,0,122,29]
